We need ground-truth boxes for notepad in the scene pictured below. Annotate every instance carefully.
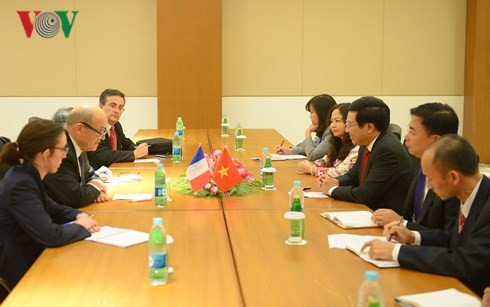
[320,211,378,228]
[394,288,481,307]
[85,226,149,248]
[113,193,153,202]
[344,235,399,268]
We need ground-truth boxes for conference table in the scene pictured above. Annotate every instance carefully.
[2,129,479,306]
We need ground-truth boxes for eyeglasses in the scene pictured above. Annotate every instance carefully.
[345,121,359,128]
[52,146,69,154]
[106,103,125,112]
[80,122,108,139]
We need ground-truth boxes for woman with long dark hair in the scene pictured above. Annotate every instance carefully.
[276,94,337,161]
[297,103,358,177]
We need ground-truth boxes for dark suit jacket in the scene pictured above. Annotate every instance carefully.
[87,122,136,169]
[44,133,100,208]
[332,131,414,213]
[403,165,460,231]
[0,164,90,287]
[399,175,490,296]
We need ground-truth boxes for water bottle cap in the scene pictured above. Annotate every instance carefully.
[293,180,301,186]
[157,163,163,168]
[153,217,163,225]
[263,147,269,152]
[365,270,378,281]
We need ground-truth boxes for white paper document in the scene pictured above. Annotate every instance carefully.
[112,193,153,202]
[320,211,377,228]
[394,288,481,307]
[106,174,142,183]
[250,154,307,161]
[328,234,399,268]
[134,158,160,163]
[86,226,149,248]
[304,191,328,198]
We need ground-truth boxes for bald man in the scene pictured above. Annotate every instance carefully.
[44,104,109,208]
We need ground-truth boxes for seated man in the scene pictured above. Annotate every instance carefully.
[363,134,490,297]
[44,104,109,208]
[372,103,460,230]
[87,89,148,169]
[318,96,414,213]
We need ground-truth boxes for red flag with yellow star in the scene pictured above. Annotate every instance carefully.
[212,148,243,192]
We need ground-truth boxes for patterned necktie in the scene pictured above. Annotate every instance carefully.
[458,210,466,234]
[110,126,117,150]
[413,170,426,221]
[360,148,370,186]
[78,154,86,184]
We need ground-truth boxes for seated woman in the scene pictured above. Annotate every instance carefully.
[276,94,336,161]
[0,119,99,298]
[296,103,358,177]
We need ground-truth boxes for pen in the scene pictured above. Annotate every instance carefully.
[303,187,311,191]
[388,217,404,242]
[280,140,285,147]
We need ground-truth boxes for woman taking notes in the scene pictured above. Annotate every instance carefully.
[297,103,358,177]
[276,94,336,161]
[0,119,99,298]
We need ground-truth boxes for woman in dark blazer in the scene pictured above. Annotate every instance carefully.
[0,119,99,301]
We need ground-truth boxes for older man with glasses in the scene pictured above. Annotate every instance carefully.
[44,104,109,208]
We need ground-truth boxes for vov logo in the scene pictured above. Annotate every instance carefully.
[17,11,79,38]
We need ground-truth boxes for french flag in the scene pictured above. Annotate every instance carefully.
[186,145,211,191]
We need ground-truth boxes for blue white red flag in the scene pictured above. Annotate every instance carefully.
[186,145,211,191]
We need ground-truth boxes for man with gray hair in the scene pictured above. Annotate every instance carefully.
[44,104,109,208]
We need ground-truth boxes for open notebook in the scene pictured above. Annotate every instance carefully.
[328,234,399,268]
[394,288,481,307]
[320,211,378,229]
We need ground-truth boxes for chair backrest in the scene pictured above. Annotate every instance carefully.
[0,275,12,303]
[388,123,402,141]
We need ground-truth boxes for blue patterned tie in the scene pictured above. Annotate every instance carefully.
[413,170,426,221]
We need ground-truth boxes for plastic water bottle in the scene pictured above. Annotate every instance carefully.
[260,147,269,175]
[262,153,274,189]
[289,180,304,212]
[172,131,182,163]
[149,217,168,286]
[357,271,384,307]
[235,122,245,151]
[154,163,167,208]
[176,116,185,140]
[221,113,229,136]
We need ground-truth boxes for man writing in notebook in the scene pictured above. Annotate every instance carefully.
[371,103,460,230]
[87,88,148,170]
[318,96,414,212]
[362,134,490,297]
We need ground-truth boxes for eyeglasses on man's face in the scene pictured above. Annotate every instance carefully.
[345,121,359,129]
[80,122,108,139]
[52,146,69,154]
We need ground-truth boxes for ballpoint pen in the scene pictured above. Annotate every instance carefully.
[388,217,404,242]
[280,140,285,147]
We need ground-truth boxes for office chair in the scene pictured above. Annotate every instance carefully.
[388,123,402,141]
[0,275,12,303]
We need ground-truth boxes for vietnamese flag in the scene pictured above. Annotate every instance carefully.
[212,148,243,192]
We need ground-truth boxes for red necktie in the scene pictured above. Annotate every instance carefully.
[110,126,117,150]
[458,210,466,233]
[360,148,370,186]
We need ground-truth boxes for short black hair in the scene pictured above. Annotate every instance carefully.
[305,94,337,139]
[349,96,390,132]
[99,88,126,105]
[410,102,459,135]
[430,134,479,176]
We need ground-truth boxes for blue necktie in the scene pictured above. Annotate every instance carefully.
[413,170,426,222]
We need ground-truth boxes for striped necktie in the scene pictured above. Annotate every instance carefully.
[458,210,466,234]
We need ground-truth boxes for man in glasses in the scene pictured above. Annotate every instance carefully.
[87,89,148,170]
[44,104,109,208]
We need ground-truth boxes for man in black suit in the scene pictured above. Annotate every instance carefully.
[44,104,109,208]
[87,89,148,169]
[318,96,414,213]
[372,103,460,230]
[363,134,490,297]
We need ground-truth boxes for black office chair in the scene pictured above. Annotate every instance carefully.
[0,275,12,303]
[388,123,402,141]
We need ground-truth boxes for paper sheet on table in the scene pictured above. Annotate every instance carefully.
[394,288,481,307]
[134,158,160,163]
[250,154,307,161]
[106,174,142,183]
[304,191,328,198]
[320,211,377,228]
[113,193,153,202]
[86,226,174,247]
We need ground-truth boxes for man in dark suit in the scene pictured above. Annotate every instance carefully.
[363,134,490,297]
[372,103,460,230]
[44,104,109,208]
[87,89,148,169]
[318,96,414,213]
